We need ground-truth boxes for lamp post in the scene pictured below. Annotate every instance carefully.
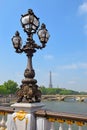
[12,9,50,103]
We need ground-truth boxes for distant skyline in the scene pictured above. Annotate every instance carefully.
[0,0,87,91]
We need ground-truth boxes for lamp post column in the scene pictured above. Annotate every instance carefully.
[10,8,50,130]
[12,9,50,103]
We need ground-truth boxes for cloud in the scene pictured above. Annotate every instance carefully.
[57,62,87,70]
[44,54,54,60]
[67,80,77,85]
[79,63,87,69]
[58,64,77,70]
[78,2,87,15]
[78,2,87,34]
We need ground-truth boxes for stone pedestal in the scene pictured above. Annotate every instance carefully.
[7,102,51,130]
[7,102,45,130]
[11,102,45,113]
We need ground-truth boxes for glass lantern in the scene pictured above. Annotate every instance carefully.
[20,9,40,33]
[12,31,22,50]
[37,23,50,44]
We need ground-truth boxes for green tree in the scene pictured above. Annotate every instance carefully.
[0,85,7,95]
[3,80,18,94]
[40,86,80,95]
[40,86,47,95]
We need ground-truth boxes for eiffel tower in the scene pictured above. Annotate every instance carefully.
[49,71,53,88]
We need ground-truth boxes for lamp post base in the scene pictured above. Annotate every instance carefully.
[11,102,45,113]
[7,103,45,130]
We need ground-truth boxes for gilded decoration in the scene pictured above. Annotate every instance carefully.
[56,119,65,123]
[66,120,73,125]
[0,112,7,115]
[48,118,86,126]
[48,118,65,123]
[48,118,56,122]
[76,121,84,126]
[14,110,28,121]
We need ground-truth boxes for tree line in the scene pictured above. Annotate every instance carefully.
[0,80,86,95]
[39,86,87,95]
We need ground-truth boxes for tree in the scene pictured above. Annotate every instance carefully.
[40,86,47,95]
[0,85,7,95]
[3,80,18,94]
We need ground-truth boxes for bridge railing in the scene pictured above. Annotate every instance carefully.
[35,109,87,130]
[0,106,87,130]
[0,106,14,130]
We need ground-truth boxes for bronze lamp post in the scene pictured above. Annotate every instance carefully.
[12,9,50,103]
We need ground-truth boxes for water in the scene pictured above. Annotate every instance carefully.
[43,101,87,114]
[42,101,87,130]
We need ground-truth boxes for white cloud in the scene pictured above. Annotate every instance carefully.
[78,2,87,34]
[67,80,77,85]
[58,64,77,70]
[44,54,54,60]
[57,62,87,70]
[79,62,87,69]
[78,2,87,15]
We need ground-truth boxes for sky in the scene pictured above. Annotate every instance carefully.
[0,0,87,91]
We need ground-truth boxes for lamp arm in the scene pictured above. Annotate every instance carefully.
[15,48,23,53]
[32,42,46,49]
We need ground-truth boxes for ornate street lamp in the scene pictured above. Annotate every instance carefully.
[12,9,50,103]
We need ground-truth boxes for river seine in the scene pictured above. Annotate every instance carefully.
[42,101,87,114]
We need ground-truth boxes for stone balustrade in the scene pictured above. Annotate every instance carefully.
[0,106,14,130]
[35,109,87,130]
[0,105,87,130]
